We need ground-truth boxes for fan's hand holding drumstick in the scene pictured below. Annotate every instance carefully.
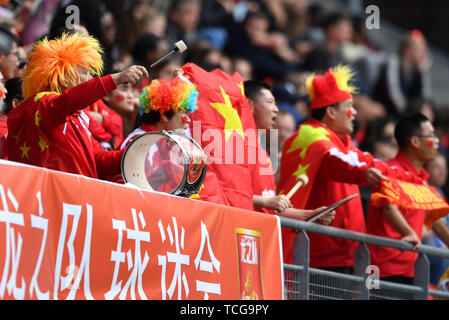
[111,65,149,86]
[271,175,308,214]
[254,194,292,213]
[285,174,309,199]
[270,174,335,225]
[112,40,187,86]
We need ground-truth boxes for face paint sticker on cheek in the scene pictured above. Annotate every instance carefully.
[115,94,126,103]
[346,109,353,118]
[427,140,434,148]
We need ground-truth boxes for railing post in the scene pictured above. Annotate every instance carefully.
[414,253,430,300]
[353,242,370,300]
[292,230,309,300]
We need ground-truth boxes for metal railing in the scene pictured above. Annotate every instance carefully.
[280,217,449,300]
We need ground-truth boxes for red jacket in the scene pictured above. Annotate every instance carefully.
[253,145,276,215]
[7,75,123,179]
[278,119,425,266]
[85,99,123,150]
[367,152,429,278]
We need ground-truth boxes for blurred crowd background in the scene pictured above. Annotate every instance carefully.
[1,0,449,286]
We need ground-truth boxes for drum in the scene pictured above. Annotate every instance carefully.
[121,130,207,198]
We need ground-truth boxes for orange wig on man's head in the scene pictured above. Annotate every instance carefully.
[22,33,104,100]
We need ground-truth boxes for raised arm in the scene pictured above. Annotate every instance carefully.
[38,65,148,127]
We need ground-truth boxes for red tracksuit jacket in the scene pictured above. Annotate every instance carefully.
[367,152,429,278]
[7,75,123,179]
[278,119,424,266]
[85,99,124,150]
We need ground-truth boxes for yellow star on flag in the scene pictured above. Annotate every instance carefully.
[287,124,331,159]
[11,131,21,144]
[20,142,30,159]
[210,86,245,141]
[35,111,42,127]
[286,124,331,178]
[34,91,59,102]
[293,164,310,179]
[237,82,245,96]
[38,135,49,152]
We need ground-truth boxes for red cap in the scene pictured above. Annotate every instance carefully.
[306,65,357,110]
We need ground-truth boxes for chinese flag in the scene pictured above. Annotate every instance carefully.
[182,63,258,211]
[277,119,335,209]
[277,119,343,263]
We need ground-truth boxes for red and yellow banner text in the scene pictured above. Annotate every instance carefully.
[370,178,449,228]
[0,160,283,300]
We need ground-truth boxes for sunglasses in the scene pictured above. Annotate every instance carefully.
[416,134,437,139]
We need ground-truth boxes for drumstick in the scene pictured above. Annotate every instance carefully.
[125,41,187,84]
[285,174,309,200]
[273,175,308,214]
[150,40,187,68]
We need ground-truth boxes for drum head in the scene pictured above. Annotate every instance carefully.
[121,131,207,197]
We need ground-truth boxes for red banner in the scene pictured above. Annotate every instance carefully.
[0,160,283,300]
[370,178,449,229]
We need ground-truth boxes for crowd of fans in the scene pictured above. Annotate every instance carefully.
[1,0,449,290]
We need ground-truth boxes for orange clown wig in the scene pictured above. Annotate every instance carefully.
[22,33,104,100]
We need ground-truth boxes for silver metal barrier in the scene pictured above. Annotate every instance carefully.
[280,217,449,300]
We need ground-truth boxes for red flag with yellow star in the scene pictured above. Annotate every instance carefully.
[7,94,52,165]
[7,77,123,180]
[277,119,336,210]
[277,118,353,263]
[182,63,258,211]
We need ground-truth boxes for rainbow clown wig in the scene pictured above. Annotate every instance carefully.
[140,77,198,117]
[22,33,104,100]
[306,64,358,110]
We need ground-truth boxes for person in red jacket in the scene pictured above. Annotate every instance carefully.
[86,98,124,150]
[244,80,336,225]
[367,113,449,286]
[120,76,197,150]
[103,80,139,142]
[0,77,24,160]
[7,33,148,180]
[119,76,198,191]
[243,80,290,214]
[277,65,424,274]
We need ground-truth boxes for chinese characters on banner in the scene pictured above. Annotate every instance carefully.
[0,160,283,300]
[236,228,264,300]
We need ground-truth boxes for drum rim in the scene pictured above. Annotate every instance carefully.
[121,130,207,197]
